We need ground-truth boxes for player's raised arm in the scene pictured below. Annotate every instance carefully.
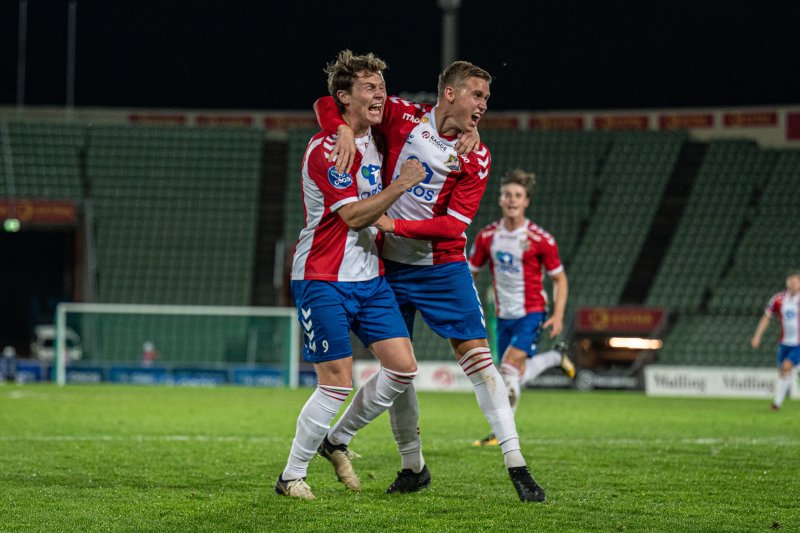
[314,97,356,174]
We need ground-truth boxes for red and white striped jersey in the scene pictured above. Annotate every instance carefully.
[765,291,800,346]
[291,130,384,282]
[316,96,491,266]
[468,219,563,319]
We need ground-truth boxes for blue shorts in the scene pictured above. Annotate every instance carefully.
[497,312,546,358]
[777,344,800,366]
[384,259,486,341]
[291,277,409,363]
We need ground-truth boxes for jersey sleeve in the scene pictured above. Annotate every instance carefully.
[307,140,358,212]
[541,233,564,276]
[765,293,781,316]
[447,145,491,225]
[468,229,491,273]
[314,97,347,133]
[394,215,467,240]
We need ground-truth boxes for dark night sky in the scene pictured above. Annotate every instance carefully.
[0,0,798,112]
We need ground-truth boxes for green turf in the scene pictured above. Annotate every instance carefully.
[1,384,798,532]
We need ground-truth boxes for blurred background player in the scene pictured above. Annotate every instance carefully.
[275,51,427,500]
[751,271,800,411]
[468,169,574,446]
[316,61,546,502]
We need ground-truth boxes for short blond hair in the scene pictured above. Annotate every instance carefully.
[500,169,536,197]
[325,50,387,112]
[437,60,492,99]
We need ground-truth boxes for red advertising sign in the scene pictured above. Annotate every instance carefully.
[0,199,78,225]
[723,111,777,128]
[576,306,667,334]
[787,112,800,140]
[263,115,318,130]
[128,114,187,125]
[658,113,713,130]
[593,115,649,130]
[529,116,585,130]
[196,115,254,127]
[478,115,520,130]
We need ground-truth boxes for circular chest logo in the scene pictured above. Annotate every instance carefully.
[328,166,352,189]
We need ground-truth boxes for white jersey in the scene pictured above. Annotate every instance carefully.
[766,291,800,346]
[469,219,563,319]
[291,130,384,282]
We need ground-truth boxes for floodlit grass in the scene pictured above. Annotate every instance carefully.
[1,384,798,531]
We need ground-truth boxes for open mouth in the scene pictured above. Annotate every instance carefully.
[368,103,383,117]
[470,112,482,125]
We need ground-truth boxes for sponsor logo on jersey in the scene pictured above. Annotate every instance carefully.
[359,163,383,199]
[495,251,521,274]
[402,112,430,124]
[402,156,435,201]
[787,310,797,319]
[444,154,461,171]
[420,129,447,152]
[328,166,352,189]
[361,164,381,186]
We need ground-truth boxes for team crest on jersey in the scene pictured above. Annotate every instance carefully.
[328,166,352,189]
[519,238,530,251]
[444,154,461,171]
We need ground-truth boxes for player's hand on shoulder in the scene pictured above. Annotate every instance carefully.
[455,129,481,156]
[396,158,427,188]
[329,125,356,174]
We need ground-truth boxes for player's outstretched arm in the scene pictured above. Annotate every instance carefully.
[543,271,568,338]
[314,97,356,174]
[751,314,771,348]
[374,214,467,240]
[338,159,426,232]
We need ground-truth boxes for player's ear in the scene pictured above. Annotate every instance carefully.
[443,86,456,104]
[337,89,351,106]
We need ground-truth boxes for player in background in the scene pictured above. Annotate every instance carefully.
[468,169,574,447]
[751,271,800,411]
[315,60,547,502]
[275,51,427,500]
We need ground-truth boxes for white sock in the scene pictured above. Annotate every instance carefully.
[328,367,417,446]
[282,385,351,480]
[522,350,561,385]
[500,362,521,414]
[388,382,425,473]
[460,347,526,468]
[774,374,791,408]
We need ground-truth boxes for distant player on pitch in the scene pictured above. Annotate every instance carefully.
[275,50,427,500]
[751,271,800,411]
[468,169,575,446]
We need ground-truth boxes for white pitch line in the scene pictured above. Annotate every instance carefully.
[0,435,797,447]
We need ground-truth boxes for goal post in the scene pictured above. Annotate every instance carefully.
[55,303,300,388]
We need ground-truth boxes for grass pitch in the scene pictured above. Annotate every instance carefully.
[1,384,798,532]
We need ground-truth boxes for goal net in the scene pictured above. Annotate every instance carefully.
[54,303,300,387]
